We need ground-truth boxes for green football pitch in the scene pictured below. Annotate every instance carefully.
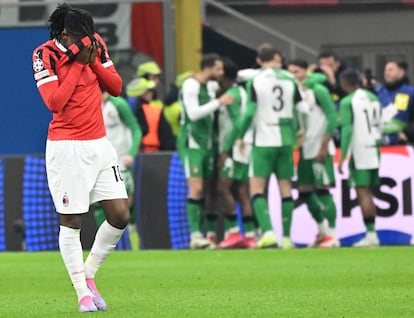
[1,247,414,317]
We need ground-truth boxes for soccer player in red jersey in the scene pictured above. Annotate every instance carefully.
[32,3,129,313]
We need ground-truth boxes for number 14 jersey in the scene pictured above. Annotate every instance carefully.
[340,88,382,169]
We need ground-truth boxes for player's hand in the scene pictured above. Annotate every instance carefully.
[338,161,344,175]
[319,65,336,85]
[75,44,92,64]
[218,152,228,169]
[316,146,328,163]
[88,41,99,65]
[123,155,134,168]
[236,139,245,155]
[218,95,234,106]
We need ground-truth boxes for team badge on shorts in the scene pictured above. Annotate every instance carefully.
[192,166,198,174]
[33,58,44,72]
[62,193,69,207]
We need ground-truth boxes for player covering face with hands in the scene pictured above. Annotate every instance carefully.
[32,3,129,313]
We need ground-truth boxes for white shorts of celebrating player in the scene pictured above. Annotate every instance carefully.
[46,137,128,214]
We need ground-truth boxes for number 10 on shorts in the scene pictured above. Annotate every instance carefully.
[111,165,123,182]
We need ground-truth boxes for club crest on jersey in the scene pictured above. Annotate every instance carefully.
[33,58,44,72]
[62,193,69,207]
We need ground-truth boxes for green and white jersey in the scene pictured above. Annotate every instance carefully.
[179,77,220,150]
[218,84,253,164]
[239,68,303,147]
[102,96,142,169]
[340,88,382,169]
[237,68,260,83]
[299,83,336,159]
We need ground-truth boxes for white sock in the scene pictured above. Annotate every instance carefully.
[84,220,125,279]
[227,226,240,234]
[317,223,327,236]
[191,231,203,240]
[367,231,378,240]
[59,226,91,301]
[245,231,255,238]
[327,227,336,237]
[207,231,216,239]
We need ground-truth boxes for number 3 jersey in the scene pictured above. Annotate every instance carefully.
[340,88,382,169]
[244,68,304,147]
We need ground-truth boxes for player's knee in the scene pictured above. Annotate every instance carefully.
[109,211,130,229]
[279,181,292,197]
[189,183,203,198]
[118,208,131,228]
[60,214,82,229]
[106,202,130,229]
[217,179,230,194]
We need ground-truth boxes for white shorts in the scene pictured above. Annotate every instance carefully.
[46,137,128,214]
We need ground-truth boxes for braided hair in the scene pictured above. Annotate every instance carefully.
[48,3,95,40]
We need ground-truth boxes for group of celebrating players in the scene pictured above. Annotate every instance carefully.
[178,43,382,250]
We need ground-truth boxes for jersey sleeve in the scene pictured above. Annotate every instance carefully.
[90,33,122,96]
[222,88,241,153]
[33,46,84,113]
[292,81,308,133]
[33,47,58,87]
[303,73,327,88]
[111,96,142,156]
[226,88,241,122]
[181,78,220,121]
[339,96,353,162]
[237,79,257,138]
[314,84,337,134]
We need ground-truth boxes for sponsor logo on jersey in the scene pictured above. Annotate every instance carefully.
[62,193,69,207]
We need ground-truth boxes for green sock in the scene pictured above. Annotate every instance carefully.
[224,214,239,232]
[253,214,260,230]
[364,217,376,232]
[128,204,139,250]
[282,197,294,237]
[318,191,337,228]
[300,192,324,223]
[93,204,106,227]
[128,225,139,251]
[186,198,203,233]
[206,213,218,234]
[129,204,136,225]
[242,216,256,235]
[251,194,272,232]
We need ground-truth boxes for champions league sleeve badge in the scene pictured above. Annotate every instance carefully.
[33,58,44,72]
